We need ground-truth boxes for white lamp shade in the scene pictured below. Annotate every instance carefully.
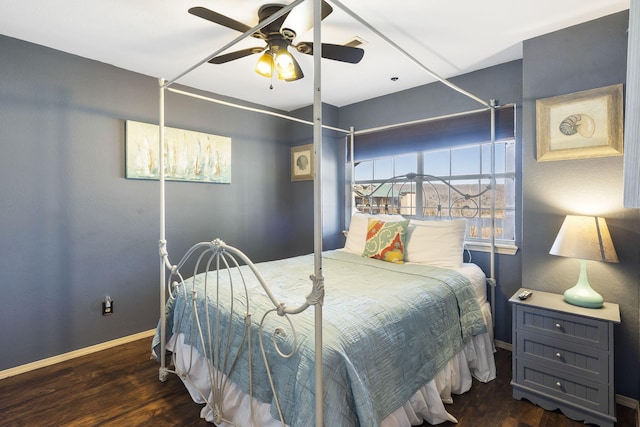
[549,215,618,263]
[550,215,619,309]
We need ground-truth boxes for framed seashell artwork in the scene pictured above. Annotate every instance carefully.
[291,143,314,181]
[536,84,623,161]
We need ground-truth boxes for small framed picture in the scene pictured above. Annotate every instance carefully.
[291,144,314,181]
[536,84,623,161]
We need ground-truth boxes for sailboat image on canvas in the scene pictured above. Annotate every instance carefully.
[125,120,231,183]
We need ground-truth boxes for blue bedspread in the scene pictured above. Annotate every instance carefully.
[154,249,486,426]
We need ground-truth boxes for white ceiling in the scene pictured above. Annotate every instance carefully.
[1,0,630,111]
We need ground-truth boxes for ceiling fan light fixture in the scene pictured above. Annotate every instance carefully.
[190,3,363,84]
[255,51,274,78]
[274,49,302,81]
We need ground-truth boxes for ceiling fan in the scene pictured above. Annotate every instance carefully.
[188,1,365,82]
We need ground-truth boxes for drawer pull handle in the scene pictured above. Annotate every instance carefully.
[555,381,562,388]
[555,352,562,359]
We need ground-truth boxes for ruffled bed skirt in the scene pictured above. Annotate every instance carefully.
[168,302,496,426]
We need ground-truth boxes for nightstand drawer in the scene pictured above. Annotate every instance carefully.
[516,359,610,414]
[516,304,609,350]
[517,330,608,382]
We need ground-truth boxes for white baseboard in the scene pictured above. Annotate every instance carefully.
[0,329,156,381]
[494,339,512,351]
[617,393,639,409]
[493,340,639,413]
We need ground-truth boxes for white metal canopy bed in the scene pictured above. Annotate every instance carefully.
[152,1,503,425]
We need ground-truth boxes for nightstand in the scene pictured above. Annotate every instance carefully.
[510,288,620,427]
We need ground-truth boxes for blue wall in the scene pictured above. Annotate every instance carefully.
[0,35,300,370]
[522,11,639,400]
[286,103,346,256]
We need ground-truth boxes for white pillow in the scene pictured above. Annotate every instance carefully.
[404,219,467,268]
[343,213,405,254]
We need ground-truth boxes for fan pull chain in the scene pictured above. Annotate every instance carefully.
[269,69,275,90]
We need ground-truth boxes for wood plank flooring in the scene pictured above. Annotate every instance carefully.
[0,338,635,426]
[420,349,637,427]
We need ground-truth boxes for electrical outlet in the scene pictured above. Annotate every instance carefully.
[102,296,113,316]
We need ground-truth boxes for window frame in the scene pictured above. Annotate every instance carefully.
[351,139,518,253]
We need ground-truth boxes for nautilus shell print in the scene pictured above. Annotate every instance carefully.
[558,114,596,138]
[296,153,309,171]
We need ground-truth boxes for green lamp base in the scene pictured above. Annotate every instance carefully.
[563,286,603,308]
[563,259,604,309]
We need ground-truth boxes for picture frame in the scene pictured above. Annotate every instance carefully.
[291,144,314,181]
[125,120,232,183]
[536,84,623,162]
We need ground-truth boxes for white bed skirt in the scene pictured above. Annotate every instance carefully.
[168,302,495,426]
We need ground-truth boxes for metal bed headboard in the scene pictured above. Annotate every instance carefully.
[354,173,490,219]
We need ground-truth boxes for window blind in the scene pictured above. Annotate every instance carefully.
[351,105,515,161]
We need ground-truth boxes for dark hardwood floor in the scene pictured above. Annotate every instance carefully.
[0,338,635,426]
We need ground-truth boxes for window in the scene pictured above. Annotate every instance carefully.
[352,140,516,245]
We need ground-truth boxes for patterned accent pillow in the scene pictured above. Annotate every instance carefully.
[362,219,410,263]
[343,213,406,255]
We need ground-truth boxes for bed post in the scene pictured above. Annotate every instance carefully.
[349,127,355,213]
[489,99,497,329]
[158,77,169,382]
[312,0,324,425]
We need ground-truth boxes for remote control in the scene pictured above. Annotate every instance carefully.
[518,290,532,300]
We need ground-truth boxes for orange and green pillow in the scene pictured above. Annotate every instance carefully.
[362,219,409,264]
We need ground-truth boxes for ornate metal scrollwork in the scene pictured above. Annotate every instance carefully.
[307,273,325,306]
[160,238,314,426]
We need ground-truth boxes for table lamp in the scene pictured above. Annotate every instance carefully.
[549,215,618,308]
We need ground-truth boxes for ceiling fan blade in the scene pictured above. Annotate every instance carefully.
[189,6,252,34]
[257,4,290,35]
[208,47,264,64]
[296,42,365,64]
[281,0,333,38]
